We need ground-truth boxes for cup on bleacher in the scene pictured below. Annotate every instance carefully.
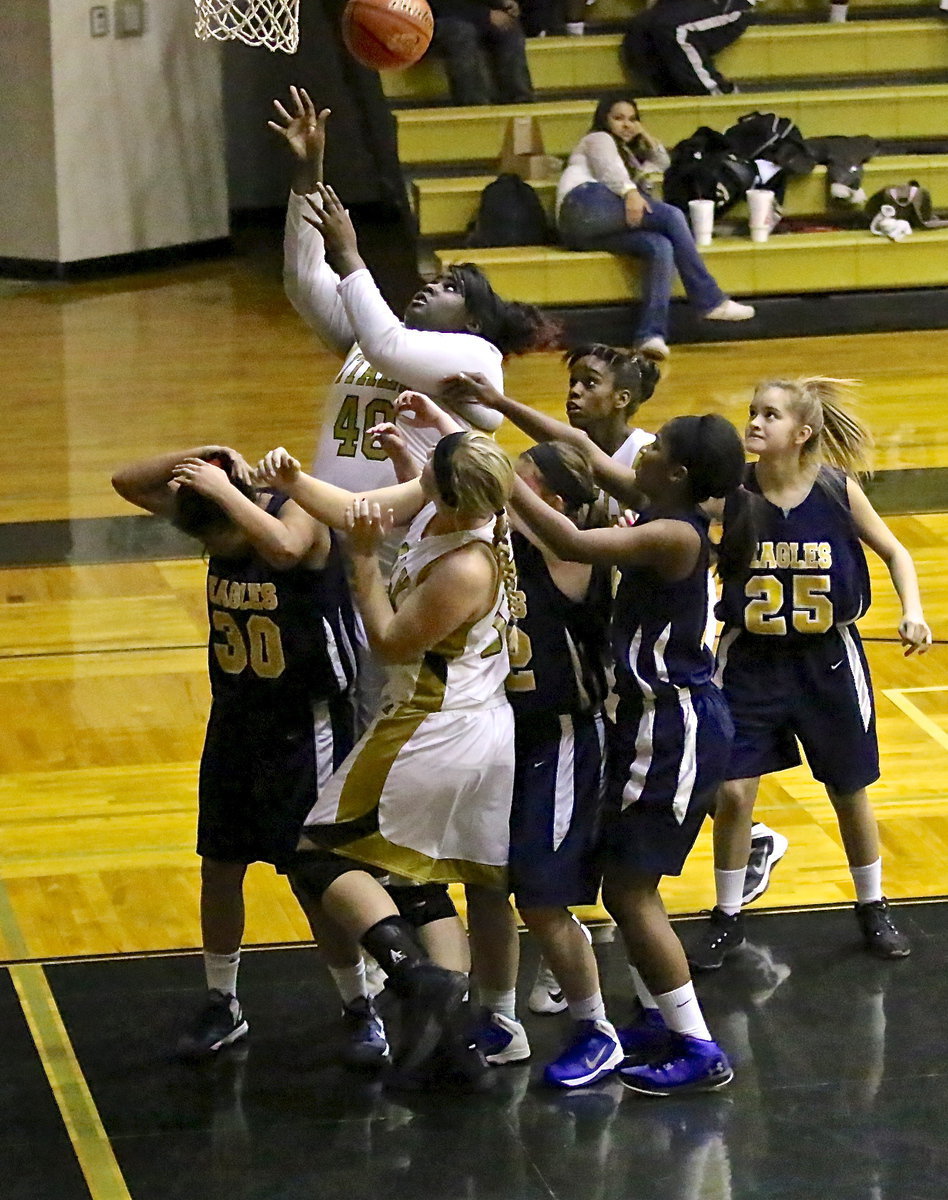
[747,189,776,243]
[688,199,715,248]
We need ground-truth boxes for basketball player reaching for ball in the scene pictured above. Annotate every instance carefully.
[254,433,522,1087]
[111,447,391,1067]
[686,378,931,972]
[269,85,557,498]
[372,392,624,1088]
[507,413,755,1095]
[443,363,791,929]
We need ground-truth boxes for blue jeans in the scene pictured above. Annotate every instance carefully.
[557,183,726,339]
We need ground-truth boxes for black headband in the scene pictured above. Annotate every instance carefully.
[433,431,465,508]
[525,443,598,509]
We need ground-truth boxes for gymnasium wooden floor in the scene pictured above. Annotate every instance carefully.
[2,233,948,1200]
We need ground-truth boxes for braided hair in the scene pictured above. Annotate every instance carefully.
[431,433,526,649]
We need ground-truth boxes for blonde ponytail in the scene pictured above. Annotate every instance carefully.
[756,376,873,477]
[491,509,526,655]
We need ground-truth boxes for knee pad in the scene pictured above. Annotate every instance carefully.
[285,850,363,907]
[387,882,457,928]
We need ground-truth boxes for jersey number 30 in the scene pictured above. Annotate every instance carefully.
[212,612,286,678]
[334,395,396,461]
[744,573,833,635]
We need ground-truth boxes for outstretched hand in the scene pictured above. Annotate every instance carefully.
[441,372,506,413]
[345,497,395,557]
[302,182,362,275]
[268,86,330,166]
[254,447,302,490]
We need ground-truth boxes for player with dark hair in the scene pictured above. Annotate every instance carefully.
[509,412,756,1095]
[556,94,754,360]
[110,447,384,1065]
[253,432,523,1085]
[270,85,559,499]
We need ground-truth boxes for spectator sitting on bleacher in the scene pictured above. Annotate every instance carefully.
[556,94,755,361]
[519,0,591,36]
[429,0,534,106]
[622,0,755,97]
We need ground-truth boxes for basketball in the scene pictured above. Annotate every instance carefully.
[341,0,434,72]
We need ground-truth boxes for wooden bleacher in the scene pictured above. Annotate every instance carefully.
[382,20,948,103]
[384,13,948,317]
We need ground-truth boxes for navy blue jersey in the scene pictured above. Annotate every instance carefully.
[507,530,611,717]
[718,465,871,643]
[612,510,715,700]
[206,493,358,705]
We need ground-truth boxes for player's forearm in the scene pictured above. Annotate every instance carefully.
[213,490,307,569]
[489,391,578,445]
[510,476,588,561]
[887,543,926,622]
[111,447,214,508]
[350,555,400,658]
[291,150,323,196]
[283,473,357,530]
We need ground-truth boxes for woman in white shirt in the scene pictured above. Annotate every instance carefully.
[557,93,754,362]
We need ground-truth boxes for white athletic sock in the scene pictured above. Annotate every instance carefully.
[629,966,659,1011]
[715,867,747,916]
[565,20,585,34]
[481,987,518,1022]
[654,983,712,1042]
[329,960,369,1007]
[567,991,607,1023]
[204,949,240,998]
[851,858,883,905]
[829,3,848,21]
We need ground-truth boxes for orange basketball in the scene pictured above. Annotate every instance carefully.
[341,0,434,71]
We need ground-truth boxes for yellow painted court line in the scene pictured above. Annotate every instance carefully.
[883,689,948,754]
[0,876,29,960]
[885,685,948,695]
[10,963,132,1200]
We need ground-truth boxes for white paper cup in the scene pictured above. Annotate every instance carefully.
[747,189,775,241]
[688,199,715,247]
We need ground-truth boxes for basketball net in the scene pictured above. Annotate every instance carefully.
[194,0,300,53]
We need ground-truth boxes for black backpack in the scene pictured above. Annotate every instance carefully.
[723,112,814,177]
[864,182,948,229]
[465,174,552,248]
[663,126,758,215]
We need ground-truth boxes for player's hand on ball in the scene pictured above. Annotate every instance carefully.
[268,86,330,165]
[254,448,301,489]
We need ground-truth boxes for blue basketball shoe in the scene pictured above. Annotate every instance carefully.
[474,1011,531,1064]
[619,1033,733,1097]
[341,996,390,1067]
[616,1005,671,1063]
[544,1019,625,1088]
